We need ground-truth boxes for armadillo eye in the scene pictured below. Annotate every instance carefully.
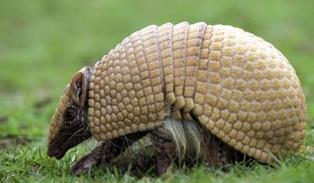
[64,108,76,122]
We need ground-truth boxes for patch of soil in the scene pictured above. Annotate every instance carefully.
[0,115,8,124]
[0,135,31,150]
[34,96,52,109]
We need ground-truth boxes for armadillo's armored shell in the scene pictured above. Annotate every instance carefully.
[88,22,306,162]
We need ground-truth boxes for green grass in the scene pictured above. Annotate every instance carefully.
[0,0,313,182]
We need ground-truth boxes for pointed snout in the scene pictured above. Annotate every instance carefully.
[47,146,66,160]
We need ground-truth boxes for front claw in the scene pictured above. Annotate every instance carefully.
[71,133,148,176]
[71,153,98,176]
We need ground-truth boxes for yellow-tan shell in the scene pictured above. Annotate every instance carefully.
[88,22,306,162]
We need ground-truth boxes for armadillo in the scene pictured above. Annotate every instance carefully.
[47,22,306,175]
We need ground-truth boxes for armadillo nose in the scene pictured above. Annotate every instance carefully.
[47,149,59,158]
[48,148,66,159]
[47,149,64,159]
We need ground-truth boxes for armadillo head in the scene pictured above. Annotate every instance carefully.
[47,66,93,159]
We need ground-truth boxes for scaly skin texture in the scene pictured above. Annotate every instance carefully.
[49,22,306,164]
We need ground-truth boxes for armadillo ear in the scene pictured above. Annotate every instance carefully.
[70,67,92,107]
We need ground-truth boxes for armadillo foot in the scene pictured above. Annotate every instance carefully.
[72,131,148,175]
[71,143,104,176]
[151,127,177,175]
[71,153,97,176]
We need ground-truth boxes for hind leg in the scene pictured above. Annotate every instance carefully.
[202,132,247,169]
[71,131,147,175]
[203,135,230,168]
[151,127,177,175]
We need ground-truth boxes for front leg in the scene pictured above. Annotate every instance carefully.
[71,131,147,175]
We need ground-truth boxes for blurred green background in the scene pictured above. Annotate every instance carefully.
[0,0,313,182]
